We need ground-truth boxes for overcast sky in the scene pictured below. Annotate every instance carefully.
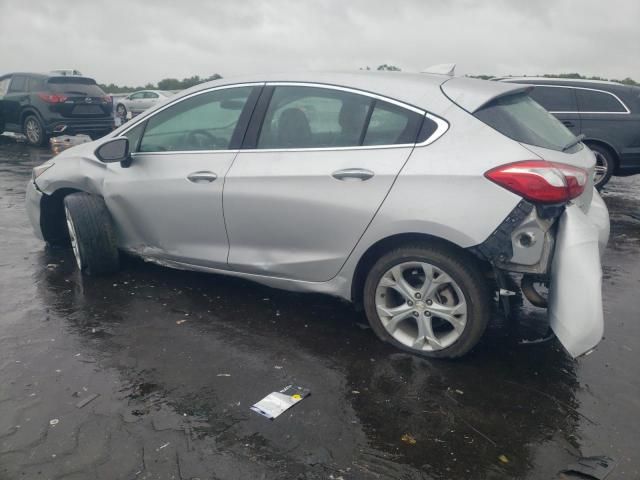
[1,0,638,85]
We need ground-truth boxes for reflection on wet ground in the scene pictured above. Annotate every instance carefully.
[1,135,639,479]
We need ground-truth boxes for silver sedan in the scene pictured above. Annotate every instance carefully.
[26,72,609,359]
[115,90,173,118]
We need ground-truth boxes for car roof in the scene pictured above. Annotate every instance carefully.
[172,71,526,114]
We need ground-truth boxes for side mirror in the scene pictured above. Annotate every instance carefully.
[95,137,131,167]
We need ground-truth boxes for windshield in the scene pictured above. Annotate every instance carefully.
[46,77,106,96]
[474,93,581,152]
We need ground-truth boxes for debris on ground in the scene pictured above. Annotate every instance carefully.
[498,454,509,464]
[560,456,616,480]
[401,433,417,445]
[216,373,231,377]
[75,393,100,409]
[176,319,187,325]
[49,419,59,426]
[250,385,310,419]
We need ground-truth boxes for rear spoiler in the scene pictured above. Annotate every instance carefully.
[441,77,534,113]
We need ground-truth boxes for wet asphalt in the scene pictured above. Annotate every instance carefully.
[0,135,638,480]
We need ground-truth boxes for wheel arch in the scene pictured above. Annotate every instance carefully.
[40,187,84,245]
[350,232,486,305]
[583,138,620,170]
[20,107,45,127]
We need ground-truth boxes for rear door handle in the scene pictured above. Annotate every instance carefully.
[331,168,375,181]
[562,120,575,128]
[187,171,218,183]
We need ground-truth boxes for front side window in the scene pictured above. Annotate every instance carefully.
[0,78,10,97]
[528,86,577,112]
[129,92,145,100]
[122,121,145,152]
[576,89,627,113]
[139,86,253,152]
[475,93,580,152]
[258,86,372,149]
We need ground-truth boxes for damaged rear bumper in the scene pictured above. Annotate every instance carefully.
[548,191,609,358]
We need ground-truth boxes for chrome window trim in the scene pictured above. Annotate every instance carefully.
[264,81,425,114]
[120,81,450,154]
[527,84,630,114]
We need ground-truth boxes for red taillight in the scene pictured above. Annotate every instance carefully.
[102,95,112,103]
[37,93,68,103]
[485,160,588,204]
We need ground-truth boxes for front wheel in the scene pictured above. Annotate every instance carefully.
[363,244,490,358]
[63,193,120,275]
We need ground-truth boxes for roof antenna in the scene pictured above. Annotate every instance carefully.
[421,63,456,76]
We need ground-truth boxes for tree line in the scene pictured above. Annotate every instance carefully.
[99,69,639,94]
[99,74,222,93]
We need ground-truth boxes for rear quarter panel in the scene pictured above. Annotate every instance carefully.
[337,106,531,279]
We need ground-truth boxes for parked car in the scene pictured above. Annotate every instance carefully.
[499,77,640,188]
[0,72,113,147]
[115,90,173,119]
[25,72,610,359]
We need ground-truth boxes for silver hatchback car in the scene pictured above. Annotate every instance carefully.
[26,72,610,359]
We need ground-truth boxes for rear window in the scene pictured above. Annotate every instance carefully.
[46,77,106,96]
[474,93,580,152]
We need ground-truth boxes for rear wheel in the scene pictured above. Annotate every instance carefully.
[63,193,120,275]
[588,144,615,190]
[363,244,490,358]
[23,114,48,147]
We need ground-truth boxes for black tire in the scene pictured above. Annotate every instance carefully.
[22,114,48,147]
[363,243,490,359]
[63,193,120,275]
[116,104,127,119]
[587,143,615,190]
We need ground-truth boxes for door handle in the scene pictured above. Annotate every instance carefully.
[331,168,375,181]
[187,171,217,183]
[562,120,575,128]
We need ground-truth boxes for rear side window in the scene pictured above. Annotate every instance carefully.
[139,86,253,152]
[8,76,26,93]
[576,89,627,113]
[28,77,46,92]
[46,77,106,96]
[363,101,422,146]
[258,86,372,149]
[257,86,423,149]
[475,93,580,152]
[528,86,576,112]
[144,92,159,99]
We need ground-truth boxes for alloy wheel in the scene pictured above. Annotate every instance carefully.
[593,151,609,187]
[375,261,467,352]
[25,118,41,145]
[64,206,83,270]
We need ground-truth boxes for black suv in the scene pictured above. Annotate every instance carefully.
[500,77,640,188]
[0,73,113,147]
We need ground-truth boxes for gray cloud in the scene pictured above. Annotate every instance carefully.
[0,0,638,85]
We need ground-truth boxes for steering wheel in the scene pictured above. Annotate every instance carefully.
[186,129,221,149]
